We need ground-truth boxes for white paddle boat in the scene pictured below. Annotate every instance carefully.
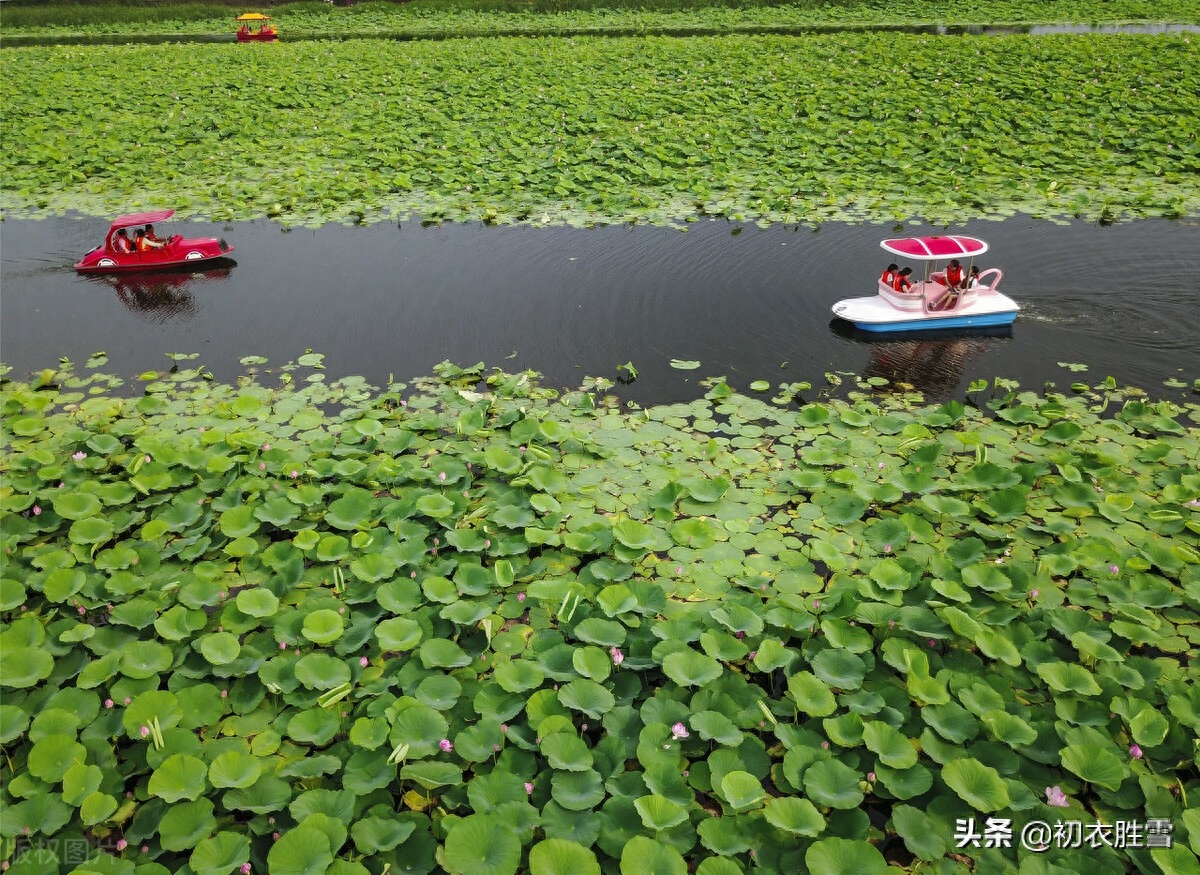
[832,235,1019,332]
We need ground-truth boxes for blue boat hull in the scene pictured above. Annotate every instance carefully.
[850,311,1019,333]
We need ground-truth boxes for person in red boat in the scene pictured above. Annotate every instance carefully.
[135,229,166,252]
[144,224,169,246]
[112,228,134,254]
[941,259,966,290]
[880,263,899,286]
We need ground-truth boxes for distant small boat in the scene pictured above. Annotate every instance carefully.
[832,235,1019,332]
[236,12,278,41]
[74,210,234,274]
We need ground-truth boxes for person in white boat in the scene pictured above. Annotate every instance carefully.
[880,263,899,286]
[966,266,982,288]
[941,259,966,290]
[892,267,914,292]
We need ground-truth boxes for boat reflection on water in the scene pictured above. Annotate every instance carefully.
[830,320,1013,400]
[82,261,235,321]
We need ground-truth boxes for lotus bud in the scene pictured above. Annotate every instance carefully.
[439,472,446,482]
[123,697,131,705]
[140,726,150,738]
[821,741,829,749]
[262,443,270,451]
[32,506,41,516]
[220,690,228,698]
[439,739,453,753]
[1130,744,1143,759]
[1045,785,1070,807]
[241,865,252,875]
[105,699,114,709]
[360,656,369,667]
[670,722,689,741]
[116,839,127,852]
[525,782,534,795]
[518,592,526,602]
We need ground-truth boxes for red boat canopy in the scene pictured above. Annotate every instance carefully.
[880,236,988,260]
[108,210,176,231]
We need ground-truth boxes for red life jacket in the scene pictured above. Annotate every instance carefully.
[114,236,132,253]
[880,269,894,286]
[945,264,964,287]
[892,274,911,292]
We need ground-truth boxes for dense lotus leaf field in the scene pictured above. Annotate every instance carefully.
[2,31,1198,227]
[1,357,1198,874]
[3,0,1199,37]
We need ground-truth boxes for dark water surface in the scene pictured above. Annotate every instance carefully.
[1,216,1197,404]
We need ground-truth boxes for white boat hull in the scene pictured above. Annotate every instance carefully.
[832,281,1019,332]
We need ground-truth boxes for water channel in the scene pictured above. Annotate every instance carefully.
[2,215,1197,404]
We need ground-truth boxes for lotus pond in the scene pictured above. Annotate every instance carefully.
[1,354,1198,875]
[2,31,1198,227]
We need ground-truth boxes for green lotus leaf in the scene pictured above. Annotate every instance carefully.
[80,790,118,825]
[351,815,416,854]
[199,631,241,666]
[940,758,1010,812]
[662,650,722,687]
[803,759,864,809]
[302,609,344,645]
[325,490,375,530]
[376,617,423,652]
[980,710,1038,746]
[401,760,464,790]
[268,826,333,875]
[573,617,627,647]
[862,721,917,769]
[0,705,30,744]
[620,835,687,875]
[558,679,615,719]
[53,491,102,520]
[294,653,351,690]
[787,671,836,717]
[389,704,449,757]
[236,588,280,618]
[149,753,209,802]
[416,493,456,520]
[288,710,340,746]
[69,515,114,545]
[121,640,174,678]
[633,794,688,831]
[219,505,260,538]
[1060,743,1125,791]
[190,830,251,875]
[541,733,594,772]
[805,837,889,875]
[419,637,471,669]
[612,519,660,550]
[0,644,55,689]
[719,770,765,811]
[550,769,605,811]
[669,360,701,371]
[224,775,294,815]
[28,733,87,783]
[528,838,601,875]
[1036,662,1102,696]
[763,796,825,837]
[350,552,398,583]
[811,649,867,691]
[159,798,217,851]
[1130,708,1170,747]
[209,751,264,789]
[890,804,947,861]
[443,814,521,875]
[690,711,743,746]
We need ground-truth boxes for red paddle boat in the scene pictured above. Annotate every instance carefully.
[236,12,278,41]
[74,210,234,274]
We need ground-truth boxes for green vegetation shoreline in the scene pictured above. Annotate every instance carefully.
[3,31,1198,228]
[1,357,1198,873]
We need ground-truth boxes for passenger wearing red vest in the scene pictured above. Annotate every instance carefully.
[892,267,913,292]
[942,259,965,290]
[880,263,899,287]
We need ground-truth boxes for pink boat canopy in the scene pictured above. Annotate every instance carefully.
[108,210,176,231]
[881,235,988,260]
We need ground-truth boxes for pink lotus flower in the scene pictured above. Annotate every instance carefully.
[670,722,689,741]
[241,865,252,875]
[438,472,446,482]
[524,782,534,794]
[259,462,266,470]
[262,443,271,451]
[105,699,114,709]
[813,600,821,610]
[72,451,87,461]
[273,832,280,841]
[116,839,127,852]
[1045,786,1070,807]
[867,771,876,782]
[484,539,491,548]
[884,543,892,552]
[280,641,287,650]
[360,656,369,667]
[139,726,150,738]
[290,470,299,479]
[220,690,228,698]
[610,646,624,666]
[517,592,526,603]
[123,697,131,705]
[1109,564,1119,574]
[32,505,41,516]
[1130,744,1143,759]
[821,741,829,749]
[439,739,453,753]
[1029,589,1040,599]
